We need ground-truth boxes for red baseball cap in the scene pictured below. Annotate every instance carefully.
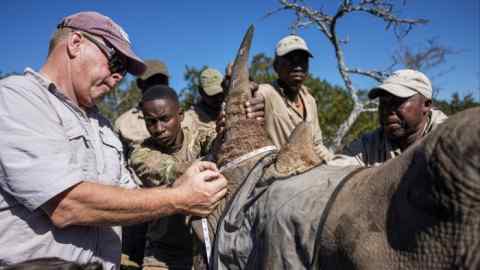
[58,11,146,76]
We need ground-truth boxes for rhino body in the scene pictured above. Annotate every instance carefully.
[209,107,480,270]
[196,25,480,270]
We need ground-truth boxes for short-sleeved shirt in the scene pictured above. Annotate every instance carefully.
[0,69,136,270]
[340,109,448,166]
[130,126,211,269]
[258,81,333,161]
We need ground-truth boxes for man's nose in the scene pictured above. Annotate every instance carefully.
[108,73,124,87]
[153,122,166,134]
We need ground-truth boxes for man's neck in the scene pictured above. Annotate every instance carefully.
[39,55,79,108]
[390,117,430,151]
[278,80,301,102]
[159,129,184,154]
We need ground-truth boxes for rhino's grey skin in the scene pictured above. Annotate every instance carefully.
[315,108,480,269]
[199,24,480,270]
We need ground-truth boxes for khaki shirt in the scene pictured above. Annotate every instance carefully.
[258,81,333,161]
[129,126,212,269]
[182,103,217,134]
[340,109,448,166]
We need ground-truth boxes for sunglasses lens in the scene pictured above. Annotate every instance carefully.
[109,54,127,76]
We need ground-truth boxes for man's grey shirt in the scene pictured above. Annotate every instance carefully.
[0,69,136,270]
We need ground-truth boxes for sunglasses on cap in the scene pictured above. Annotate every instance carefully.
[80,32,127,76]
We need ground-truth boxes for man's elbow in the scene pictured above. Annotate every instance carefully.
[44,193,82,229]
[49,207,75,229]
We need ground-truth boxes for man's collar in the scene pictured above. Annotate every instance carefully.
[25,68,89,118]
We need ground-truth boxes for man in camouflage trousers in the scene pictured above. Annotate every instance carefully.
[130,85,213,270]
[339,69,448,166]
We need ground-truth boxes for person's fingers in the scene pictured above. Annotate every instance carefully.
[249,81,259,94]
[247,111,264,119]
[248,102,265,113]
[209,187,228,206]
[201,171,227,191]
[193,161,219,173]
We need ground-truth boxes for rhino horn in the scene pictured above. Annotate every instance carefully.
[216,25,272,166]
[265,121,322,178]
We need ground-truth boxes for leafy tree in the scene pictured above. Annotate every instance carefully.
[435,92,479,115]
[179,65,208,110]
[98,79,141,123]
[249,53,276,83]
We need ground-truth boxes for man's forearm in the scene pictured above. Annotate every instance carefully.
[46,181,184,228]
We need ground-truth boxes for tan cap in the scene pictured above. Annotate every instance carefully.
[58,11,146,76]
[200,68,223,96]
[139,60,170,80]
[275,35,313,57]
[369,69,432,100]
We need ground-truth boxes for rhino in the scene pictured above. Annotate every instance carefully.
[191,26,480,270]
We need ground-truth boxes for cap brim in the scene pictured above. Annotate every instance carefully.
[368,83,417,99]
[203,86,223,96]
[277,46,313,58]
[106,37,146,76]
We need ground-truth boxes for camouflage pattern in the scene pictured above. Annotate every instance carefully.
[129,126,213,270]
[181,103,217,142]
[340,108,448,166]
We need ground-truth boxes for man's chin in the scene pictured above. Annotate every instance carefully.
[385,128,406,142]
[153,138,173,148]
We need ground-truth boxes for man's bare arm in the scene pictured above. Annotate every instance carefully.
[45,161,227,228]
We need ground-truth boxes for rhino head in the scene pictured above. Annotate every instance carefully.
[192,26,322,253]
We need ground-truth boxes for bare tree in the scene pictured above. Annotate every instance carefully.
[267,0,428,151]
[389,37,458,98]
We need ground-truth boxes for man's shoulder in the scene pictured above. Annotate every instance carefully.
[1,73,43,98]
[114,108,140,127]
[1,73,28,87]
[182,105,216,132]
[258,83,277,96]
[0,73,57,117]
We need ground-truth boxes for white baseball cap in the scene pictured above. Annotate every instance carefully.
[275,35,313,57]
[368,69,432,99]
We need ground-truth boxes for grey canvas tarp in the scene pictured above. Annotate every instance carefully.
[212,155,360,270]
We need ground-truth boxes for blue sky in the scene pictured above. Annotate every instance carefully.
[1,0,478,101]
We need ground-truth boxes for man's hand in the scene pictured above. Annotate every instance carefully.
[172,161,227,217]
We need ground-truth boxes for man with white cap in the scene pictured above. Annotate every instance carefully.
[0,11,227,270]
[257,35,333,162]
[341,69,448,166]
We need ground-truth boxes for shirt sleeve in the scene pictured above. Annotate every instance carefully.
[0,83,82,211]
[129,143,179,187]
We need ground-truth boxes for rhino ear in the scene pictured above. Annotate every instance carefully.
[268,121,322,177]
